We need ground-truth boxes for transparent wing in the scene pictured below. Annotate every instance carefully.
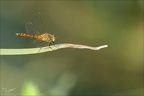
[33,39,49,47]
[33,12,46,33]
[31,12,46,34]
[25,22,40,35]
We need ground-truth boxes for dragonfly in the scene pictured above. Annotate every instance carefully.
[16,22,57,51]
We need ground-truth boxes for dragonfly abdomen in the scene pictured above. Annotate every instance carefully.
[16,33,42,40]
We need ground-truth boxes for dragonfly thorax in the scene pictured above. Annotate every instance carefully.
[41,33,55,42]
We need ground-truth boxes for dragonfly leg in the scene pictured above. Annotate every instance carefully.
[37,41,47,52]
[51,41,59,49]
[38,47,42,52]
[49,42,53,50]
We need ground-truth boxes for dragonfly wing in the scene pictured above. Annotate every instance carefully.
[31,12,47,34]
[33,39,49,47]
[33,39,43,47]
[25,22,41,35]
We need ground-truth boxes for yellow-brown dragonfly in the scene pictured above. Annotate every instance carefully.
[16,22,56,50]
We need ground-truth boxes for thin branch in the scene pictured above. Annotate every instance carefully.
[0,43,108,55]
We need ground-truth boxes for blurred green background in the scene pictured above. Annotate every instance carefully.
[0,0,143,96]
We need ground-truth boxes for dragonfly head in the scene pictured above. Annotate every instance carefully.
[50,34,55,42]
